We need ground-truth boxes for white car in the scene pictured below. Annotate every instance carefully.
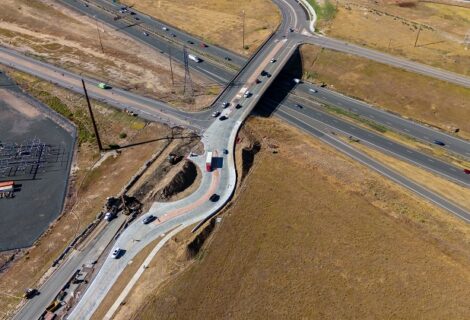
[111,248,122,259]
[309,88,317,93]
[270,58,276,63]
[244,91,251,98]
[143,31,149,36]
[222,102,230,108]
[212,111,221,117]
[162,26,169,31]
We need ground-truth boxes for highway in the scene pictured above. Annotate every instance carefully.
[259,97,470,187]
[292,83,470,160]
[7,0,470,319]
[61,0,470,90]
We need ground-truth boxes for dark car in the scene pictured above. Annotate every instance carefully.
[235,104,242,109]
[224,57,232,61]
[187,40,194,44]
[255,78,262,84]
[23,288,39,299]
[142,215,156,224]
[223,149,229,155]
[296,104,303,109]
[219,115,228,121]
[433,140,445,146]
[464,169,470,174]
[209,194,220,202]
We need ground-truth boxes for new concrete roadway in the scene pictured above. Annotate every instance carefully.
[67,30,299,320]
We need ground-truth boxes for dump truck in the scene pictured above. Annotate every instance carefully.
[206,151,213,172]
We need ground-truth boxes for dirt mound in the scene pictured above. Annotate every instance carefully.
[154,161,198,201]
[186,219,216,259]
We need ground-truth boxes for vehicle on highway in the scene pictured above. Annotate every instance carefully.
[349,136,360,143]
[223,149,229,155]
[200,42,208,48]
[162,26,168,31]
[143,31,149,36]
[142,215,156,224]
[219,115,228,121]
[309,88,317,93]
[260,70,268,77]
[293,78,301,84]
[212,111,221,118]
[188,54,201,63]
[209,194,220,202]
[224,57,231,61]
[236,104,243,109]
[433,140,446,146]
[296,104,303,109]
[97,82,110,89]
[222,102,230,108]
[187,40,194,44]
[111,248,123,259]
[464,169,470,174]
[23,288,39,299]
[244,91,251,98]
[255,79,262,84]
[171,33,176,37]
[134,17,140,20]
[270,58,276,63]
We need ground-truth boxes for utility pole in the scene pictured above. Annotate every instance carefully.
[242,10,245,50]
[81,79,103,151]
[168,46,174,86]
[414,25,422,48]
[94,19,105,54]
[182,46,193,98]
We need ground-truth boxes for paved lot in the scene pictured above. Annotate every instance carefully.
[0,72,75,251]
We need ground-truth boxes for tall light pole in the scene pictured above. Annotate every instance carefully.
[242,10,245,50]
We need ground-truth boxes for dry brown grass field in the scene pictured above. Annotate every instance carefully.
[129,117,470,319]
[323,0,470,75]
[120,0,281,55]
[300,44,470,139]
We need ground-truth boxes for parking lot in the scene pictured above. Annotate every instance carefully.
[0,72,75,251]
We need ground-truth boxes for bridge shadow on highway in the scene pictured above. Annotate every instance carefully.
[254,47,303,117]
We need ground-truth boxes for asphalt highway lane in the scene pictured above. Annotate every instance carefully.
[293,83,470,160]
[263,98,470,187]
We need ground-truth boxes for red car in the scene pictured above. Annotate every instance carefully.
[464,169,470,174]
[200,42,208,48]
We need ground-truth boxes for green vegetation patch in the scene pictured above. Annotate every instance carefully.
[308,0,337,22]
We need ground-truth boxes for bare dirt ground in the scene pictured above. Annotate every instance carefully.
[321,0,470,75]
[0,70,174,318]
[300,44,470,139]
[0,0,217,111]
[130,116,470,319]
[119,0,281,56]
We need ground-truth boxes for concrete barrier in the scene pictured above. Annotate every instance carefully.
[298,0,317,33]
